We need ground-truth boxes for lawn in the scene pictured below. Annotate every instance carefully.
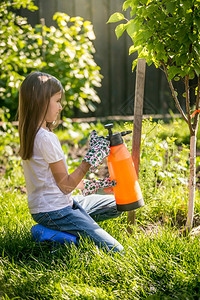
[0,117,200,299]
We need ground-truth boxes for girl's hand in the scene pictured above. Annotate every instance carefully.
[83,130,110,172]
[82,178,117,196]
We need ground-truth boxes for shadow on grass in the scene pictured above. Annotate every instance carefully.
[0,228,75,263]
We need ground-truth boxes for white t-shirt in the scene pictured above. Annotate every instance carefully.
[22,127,73,214]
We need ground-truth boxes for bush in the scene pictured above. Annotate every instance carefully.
[36,13,102,116]
[0,107,20,177]
[0,0,42,118]
[0,1,102,120]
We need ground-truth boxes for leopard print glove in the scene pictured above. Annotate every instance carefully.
[82,178,117,196]
[83,130,110,172]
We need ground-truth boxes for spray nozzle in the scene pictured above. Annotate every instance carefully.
[104,123,132,146]
[121,130,132,136]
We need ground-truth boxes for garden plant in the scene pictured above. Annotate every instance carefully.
[0,0,102,119]
[108,0,200,231]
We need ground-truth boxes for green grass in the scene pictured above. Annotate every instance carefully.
[1,194,200,299]
[1,118,200,299]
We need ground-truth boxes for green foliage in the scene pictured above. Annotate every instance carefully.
[0,2,102,120]
[157,116,200,149]
[0,0,42,116]
[0,108,20,177]
[107,0,200,80]
[36,13,102,116]
[56,118,106,145]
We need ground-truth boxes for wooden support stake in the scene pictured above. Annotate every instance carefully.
[41,18,46,62]
[127,59,146,229]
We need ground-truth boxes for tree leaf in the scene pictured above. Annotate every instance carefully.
[194,66,200,77]
[123,0,133,11]
[129,44,140,54]
[168,66,180,80]
[107,13,125,24]
[132,59,138,71]
[115,24,127,39]
[194,17,200,30]
[126,20,139,39]
[166,2,176,14]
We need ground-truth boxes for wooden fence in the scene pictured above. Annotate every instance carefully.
[19,0,182,118]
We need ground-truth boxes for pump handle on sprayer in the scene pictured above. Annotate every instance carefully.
[104,123,144,211]
[104,123,113,142]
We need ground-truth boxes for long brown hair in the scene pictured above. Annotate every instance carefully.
[18,71,64,160]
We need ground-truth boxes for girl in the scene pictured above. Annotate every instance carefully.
[18,71,123,253]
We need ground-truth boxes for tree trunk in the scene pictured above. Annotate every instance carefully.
[185,134,197,230]
[162,69,200,233]
[127,59,146,232]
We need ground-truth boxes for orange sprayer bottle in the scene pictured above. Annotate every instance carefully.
[105,123,144,211]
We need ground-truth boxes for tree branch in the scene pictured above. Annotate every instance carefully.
[193,76,200,131]
[185,75,194,135]
[162,64,188,124]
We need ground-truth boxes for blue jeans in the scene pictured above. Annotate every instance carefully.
[31,194,123,253]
